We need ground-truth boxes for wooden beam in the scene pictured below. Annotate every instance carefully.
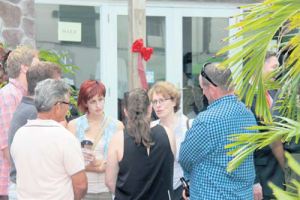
[128,0,146,90]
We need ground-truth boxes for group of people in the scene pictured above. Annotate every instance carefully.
[0,45,291,200]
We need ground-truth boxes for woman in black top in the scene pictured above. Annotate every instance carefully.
[105,88,176,200]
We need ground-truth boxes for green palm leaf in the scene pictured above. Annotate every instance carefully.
[225,117,300,172]
[217,0,300,122]
[39,49,80,74]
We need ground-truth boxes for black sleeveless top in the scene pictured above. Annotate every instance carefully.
[115,125,174,200]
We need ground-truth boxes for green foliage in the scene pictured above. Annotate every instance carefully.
[226,117,300,172]
[218,0,300,122]
[0,43,10,88]
[0,81,7,89]
[269,152,300,199]
[39,49,81,118]
[39,50,80,74]
[218,0,300,198]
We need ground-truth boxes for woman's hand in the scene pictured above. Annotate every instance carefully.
[82,148,95,164]
[90,158,106,167]
[85,160,106,173]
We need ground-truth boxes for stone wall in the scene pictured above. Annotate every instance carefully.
[0,0,35,49]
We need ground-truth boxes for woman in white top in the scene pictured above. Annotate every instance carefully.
[148,81,192,200]
[67,80,123,200]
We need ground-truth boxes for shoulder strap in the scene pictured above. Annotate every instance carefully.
[186,119,191,130]
[91,116,111,150]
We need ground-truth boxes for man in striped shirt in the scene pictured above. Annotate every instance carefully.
[0,46,39,200]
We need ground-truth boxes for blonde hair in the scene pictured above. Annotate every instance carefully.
[148,81,181,112]
[7,45,39,78]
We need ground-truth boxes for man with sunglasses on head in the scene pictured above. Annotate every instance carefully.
[179,62,258,200]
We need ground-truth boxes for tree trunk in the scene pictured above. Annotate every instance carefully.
[128,0,146,90]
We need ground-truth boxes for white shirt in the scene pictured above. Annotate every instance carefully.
[11,119,85,200]
[152,112,189,189]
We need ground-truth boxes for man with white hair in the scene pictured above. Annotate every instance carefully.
[179,63,258,200]
[11,79,87,200]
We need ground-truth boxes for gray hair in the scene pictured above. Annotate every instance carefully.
[201,62,234,94]
[34,79,70,112]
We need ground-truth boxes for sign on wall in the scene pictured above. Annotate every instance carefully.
[58,22,82,42]
[146,70,154,83]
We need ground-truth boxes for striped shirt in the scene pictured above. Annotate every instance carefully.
[179,95,257,200]
[0,79,26,195]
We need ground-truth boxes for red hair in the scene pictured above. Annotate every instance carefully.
[77,80,106,113]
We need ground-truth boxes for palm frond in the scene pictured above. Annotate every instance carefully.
[268,152,300,200]
[225,117,300,172]
[269,182,299,200]
[39,50,80,74]
[217,0,300,122]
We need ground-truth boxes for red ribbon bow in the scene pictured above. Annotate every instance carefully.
[131,39,153,90]
[132,39,153,61]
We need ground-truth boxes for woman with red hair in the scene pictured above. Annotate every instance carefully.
[68,79,123,200]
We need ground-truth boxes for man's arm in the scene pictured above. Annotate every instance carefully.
[0,96,9,159]
[253,183,263,200]
[3,147,10,164]
[63,136,87,199]
[270,139,285,171]
[270,90,285,171]
[71,170,88,200]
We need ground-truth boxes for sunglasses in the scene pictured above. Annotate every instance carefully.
[201,62,217,87]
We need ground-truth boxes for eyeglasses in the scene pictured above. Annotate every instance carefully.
[55,101,73,109]
[201,62,217,87]
[151,98,172,106]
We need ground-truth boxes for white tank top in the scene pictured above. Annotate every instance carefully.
[85,136,109,194]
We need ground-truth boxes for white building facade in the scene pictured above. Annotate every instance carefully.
[34,0,258,119]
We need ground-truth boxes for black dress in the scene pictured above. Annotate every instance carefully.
[115,125,174,200]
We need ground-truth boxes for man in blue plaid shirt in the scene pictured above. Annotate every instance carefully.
[179,63,258,200]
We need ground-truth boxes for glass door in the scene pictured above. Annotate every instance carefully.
[182,17,229,118]
[106,6,172,121]
[177,8,242,119]
[106,5,241,120]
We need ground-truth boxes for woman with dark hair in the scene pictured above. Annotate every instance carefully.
[67,79,123,200]
[105,88,176,200]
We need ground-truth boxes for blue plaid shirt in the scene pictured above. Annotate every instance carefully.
[179,95,257,200]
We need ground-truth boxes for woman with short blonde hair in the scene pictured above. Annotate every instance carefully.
[149,81,192,200]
